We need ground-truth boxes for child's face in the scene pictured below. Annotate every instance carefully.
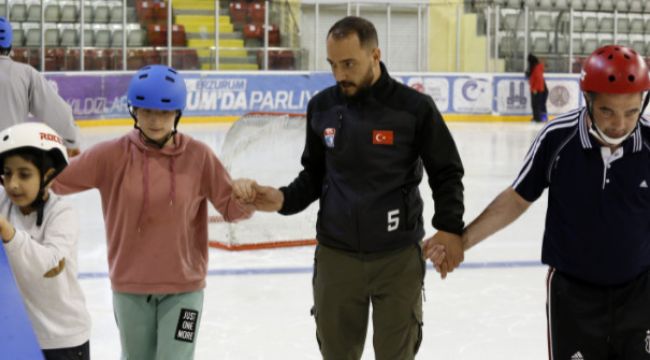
[2,155,42,210]
[135,108,177,143]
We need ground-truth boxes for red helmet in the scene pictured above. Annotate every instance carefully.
[579,45,650,94]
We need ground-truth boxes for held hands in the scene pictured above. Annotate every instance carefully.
[66,147,81,158]
[0,216,16,244]
[423,230,464,279]
[231,178,284,212]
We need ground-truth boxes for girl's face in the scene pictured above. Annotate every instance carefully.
[2,155,43,212]
[135,108,177,144]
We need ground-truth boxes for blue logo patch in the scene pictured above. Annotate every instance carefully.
[324,128,336,148]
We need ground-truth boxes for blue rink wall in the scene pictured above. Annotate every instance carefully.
[43,71,584,126]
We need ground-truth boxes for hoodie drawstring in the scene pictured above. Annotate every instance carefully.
[137,150,150,232]
[169,156,176,206]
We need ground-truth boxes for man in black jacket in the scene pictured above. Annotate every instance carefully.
[234,16,465,359]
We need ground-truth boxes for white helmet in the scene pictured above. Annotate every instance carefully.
[0,122,68,174]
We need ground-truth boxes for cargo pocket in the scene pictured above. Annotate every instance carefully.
[413,308,424,354]
[310,306,322,349]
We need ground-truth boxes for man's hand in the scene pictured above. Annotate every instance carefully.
[232,179,284,212]
[423,231,464,279]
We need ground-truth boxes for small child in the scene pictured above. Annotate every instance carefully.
[53,65,253,359]
[0,122,91,359]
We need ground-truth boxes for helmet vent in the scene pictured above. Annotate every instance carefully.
[608,75,616,82]
[608,54,614,60]
[597,50,605,55]
[139,74,148,79]
[0,29,5,33]
[168,68,177,74]
[136,95,145,100]
[628,75,635,82]
[161,98,171,103]
[624,54,631,60]
[614,47,620,51]
[2,135,8,141]
[165,76,175,83]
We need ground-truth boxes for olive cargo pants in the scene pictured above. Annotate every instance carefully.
[311,243,426,360]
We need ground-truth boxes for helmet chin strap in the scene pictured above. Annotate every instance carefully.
[585,92,650,147]
[138,128,176,149]
[588,124,633,146]
[129,107,181,149]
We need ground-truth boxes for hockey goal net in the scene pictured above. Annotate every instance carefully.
[208,112,318,250]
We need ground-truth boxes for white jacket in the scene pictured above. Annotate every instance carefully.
[2,190,91,349]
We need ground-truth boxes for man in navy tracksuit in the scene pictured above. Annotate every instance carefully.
[234,16,465,359]
[439,45,650,359]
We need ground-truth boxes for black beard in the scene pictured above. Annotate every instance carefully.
[338,66,375,100]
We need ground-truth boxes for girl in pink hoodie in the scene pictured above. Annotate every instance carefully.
[53,65,253,359]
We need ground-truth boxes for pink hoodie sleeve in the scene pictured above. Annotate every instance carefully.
[202,148,253,223]
[52,140,110,195]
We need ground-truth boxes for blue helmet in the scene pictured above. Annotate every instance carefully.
[127,65,186,112]
[0,17,13,48]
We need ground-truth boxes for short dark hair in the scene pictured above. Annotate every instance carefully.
[0,46,10,56]
[0,148,55,179]
[327,16,378,49]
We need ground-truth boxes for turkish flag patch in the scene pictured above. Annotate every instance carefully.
[372,130,394,145]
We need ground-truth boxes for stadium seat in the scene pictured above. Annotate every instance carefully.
[60,4,78,23]
[535,14,554,32]
[111,28,124,47]
[10,3,27,22]
[582,16,598,33]
[599,0,614,12]
[615,1,628,12]
[582,38,598,54]
[582,0,598,11]
[94,4,110,23]
[631,40,646,54]
[629,0,643,13]
[44,4,60,23]
[110,6,124,24]
[248,2,265,23]
[60,28,78,47]
[146,24,185,47]
[26,4,41,22]
[12,28,24,47]
[95,28,112,47]
[599,17,614,33]
[136,1,155,23]
[629,18,644,34]
[532,37,551,54]
[229,2,247,23]
[569,0,583,10]
[554,0,570,10]
[127,28,147,47]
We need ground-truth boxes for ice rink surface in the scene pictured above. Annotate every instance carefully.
[71,121,551,359]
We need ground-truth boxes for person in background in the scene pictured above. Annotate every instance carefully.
[526,54,549,123]
[0,16,80,157]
